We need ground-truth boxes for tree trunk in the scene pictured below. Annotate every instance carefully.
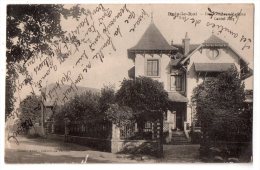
[40,99,45,136]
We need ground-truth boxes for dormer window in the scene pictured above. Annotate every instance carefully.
[147,59,159,76]
[206,48,220,60]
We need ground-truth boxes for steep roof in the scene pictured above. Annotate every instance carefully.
[42,84,100,107]
[170,58,182,66]
[168,92,188,103]
[203,34,229,47]
[172,44,200,56]
[129,22,177,51]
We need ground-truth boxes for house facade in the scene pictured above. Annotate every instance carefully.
[127,22,252,137]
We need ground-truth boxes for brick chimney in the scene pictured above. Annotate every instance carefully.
[182,32,190,55]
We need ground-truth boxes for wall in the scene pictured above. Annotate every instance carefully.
[67,135,112,151]
[166,110,176,130]
[111,124,160,156]
[63,123,161,155]
[134,53,185,129]
[28,123,45,136]
[133,48,242,132]
[135,54,171,91]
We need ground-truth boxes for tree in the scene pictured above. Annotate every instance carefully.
[19,95,41,124]
[192,67,247,143]
[56,91,101,122]
[105,104,134,128]
[116,76,169,120]
[99,85,116,114]
[6,5,83,120]
[116,76,169,156]
[101,85,135,128]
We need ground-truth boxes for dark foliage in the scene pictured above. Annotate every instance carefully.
[61,91,101,122]
[99,85,116,114]
[19,95,42,124]
[192,67,252,161]
[105,104,134,127]
[192,67,247,141]
[118,142,159,157]
[116,76,169,120]
[6,5,83,120]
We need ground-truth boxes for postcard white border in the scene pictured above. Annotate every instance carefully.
[0,0,259,170]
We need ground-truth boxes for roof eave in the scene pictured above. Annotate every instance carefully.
[180,44,203,65]
[241,68,253,80]
[227,45,250,65]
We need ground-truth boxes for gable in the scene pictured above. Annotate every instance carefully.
[181,35,249,66]
[185,45,252,80]
[187,47,240,68]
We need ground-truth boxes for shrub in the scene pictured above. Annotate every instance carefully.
[192,67,252,159]
[105,104,134,128]
[99,84,116,113]
[116,76,169,120]
[54,91,101,123]
[19,95,41,125]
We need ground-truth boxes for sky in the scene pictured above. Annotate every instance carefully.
[15,4,254,101]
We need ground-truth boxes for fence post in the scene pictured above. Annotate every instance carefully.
[51,121,55,134]
[111,123,121,153]
[64,118,70,142]
[168,122,172,143]
[159,114,164,157]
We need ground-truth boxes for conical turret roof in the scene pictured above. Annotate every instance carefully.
[129,23,177,51]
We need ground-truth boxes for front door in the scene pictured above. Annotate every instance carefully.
[176,112,183,130]
[172,102,186,130]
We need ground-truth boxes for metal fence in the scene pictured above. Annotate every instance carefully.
[120,122,136,139]
[119,121,161,140]
[53,121,65,135]
[52,119,162,141]
[69,120,112,139]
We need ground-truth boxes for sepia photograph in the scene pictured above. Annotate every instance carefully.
[3,3,254,164]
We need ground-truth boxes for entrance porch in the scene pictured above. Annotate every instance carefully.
[164,101,189,144]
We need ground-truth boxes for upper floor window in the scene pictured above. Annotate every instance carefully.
[175,75,183,91]
[170,75,184,91]
[147,59,159,76]
[206,48,220,60]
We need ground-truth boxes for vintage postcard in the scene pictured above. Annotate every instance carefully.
[4,3,254,164]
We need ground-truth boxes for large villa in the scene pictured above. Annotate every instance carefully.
[127,21,253,137]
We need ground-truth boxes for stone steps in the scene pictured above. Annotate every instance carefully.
[170,131,190,145]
